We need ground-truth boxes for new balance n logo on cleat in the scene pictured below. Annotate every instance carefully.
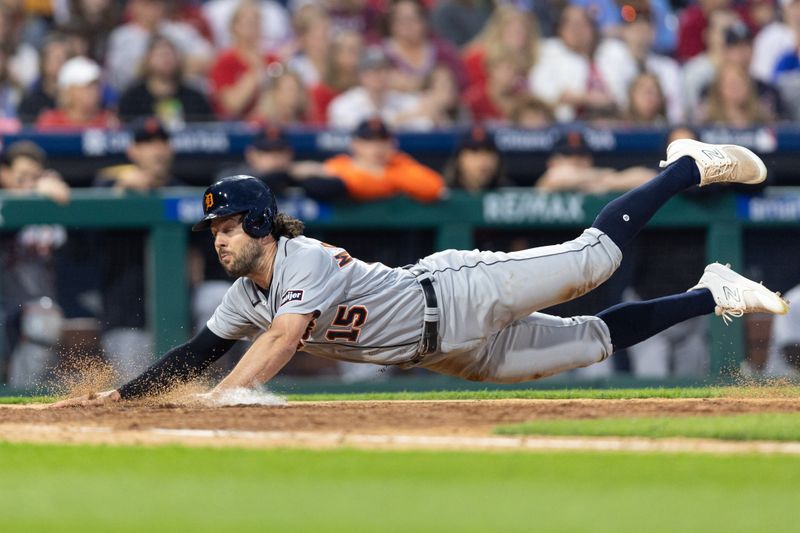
[723,285,741,303]
[701,148,726,160]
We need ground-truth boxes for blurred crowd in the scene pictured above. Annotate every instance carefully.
[1,0,800,388]
[0,0,800,130]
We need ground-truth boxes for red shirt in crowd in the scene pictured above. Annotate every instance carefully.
[462,47,489,92]
[462,84,503,122]
[676,5,755,62]
[209,49,279,119]
[36,109,119,130]
[308,83,340,125]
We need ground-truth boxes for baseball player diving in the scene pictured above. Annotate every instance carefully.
[54,139,789,407]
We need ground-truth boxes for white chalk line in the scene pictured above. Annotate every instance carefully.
[3,424,800,455]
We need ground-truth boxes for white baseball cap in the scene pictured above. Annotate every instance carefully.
[57,56,101,88]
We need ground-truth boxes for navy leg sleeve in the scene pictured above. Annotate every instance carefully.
[592,157,701,250]
[597,289,716,351]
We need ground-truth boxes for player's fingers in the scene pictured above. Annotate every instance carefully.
[48,398,83,409]
[48,395,94,408]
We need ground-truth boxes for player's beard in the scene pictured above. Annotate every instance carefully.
[221,239,264,278]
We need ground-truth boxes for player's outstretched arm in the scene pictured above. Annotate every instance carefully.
[49,327,237,407]
[212,312,313,392]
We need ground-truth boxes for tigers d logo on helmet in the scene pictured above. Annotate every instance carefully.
[205,193,214,211]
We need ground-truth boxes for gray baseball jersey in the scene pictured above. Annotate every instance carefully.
[207,236,426,365]
[207,228,624,382]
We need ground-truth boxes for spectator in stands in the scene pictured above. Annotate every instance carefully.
[1,0,48,50]
[0,5,39,89]
[0,141,70,387]
[106,0,213,91]
[118,35,213,126]
[749,0,779,31]
[309,30,363,124]
[430,0,492,47]
[597,5,684,124]
[413,64,468,128]
[511,96,556,129]
[249,68,309,125]
[752,0,800,83]
[529,6,620,122]
[771,6,800,119]
[380,64,468,130]
[699,63,775,126]
[167,0,215,41]
[382,0,467,92]
[288,4,331,87]
[216,125,293,190]
[57,0,120,63]
[0,141,70,204]
[676,0,749,62]
[18,34,73,123]
[321,117,445,201]
[209,0,283,120]
[535,130,656,193]
[327,46,420,130]
[443,125,506,193]
[682,10,741,115]
[462,4,540,96]
[716,21,784,121]
[624,72,668,125]
[0,46,21,128]
[36,56,118,130]
[324,0,385,42]
[93,119,182,380]
[96,118,177,190]
[217,124,346,198]
[204,0,292,53]
[57,20,92,59]
[463,47,527,124]
[717,22,782,119]
[571,0,678,54]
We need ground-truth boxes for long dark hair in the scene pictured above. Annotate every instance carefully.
[271,213,304,238]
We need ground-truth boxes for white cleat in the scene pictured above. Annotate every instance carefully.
[689,263,789,324]
[659,139,767,187]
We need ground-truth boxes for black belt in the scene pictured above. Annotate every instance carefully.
[401,265,440,363]
[418,277,439,357]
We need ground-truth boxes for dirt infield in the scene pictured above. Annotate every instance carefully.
[1,397,799,453]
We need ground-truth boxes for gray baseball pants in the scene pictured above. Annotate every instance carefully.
[415,228,622,383]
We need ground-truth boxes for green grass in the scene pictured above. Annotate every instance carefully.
[0,396,52,404]
[0,443,798,532]
[2,385,799,404]
[285,385,800,401]
[496,413,800,441]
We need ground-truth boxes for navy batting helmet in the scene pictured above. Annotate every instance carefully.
[192,175,278,238]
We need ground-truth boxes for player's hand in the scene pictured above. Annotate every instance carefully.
[49,390,121,408]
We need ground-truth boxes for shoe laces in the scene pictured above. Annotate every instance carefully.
[715,306,744,325]
[703,160,738,183]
